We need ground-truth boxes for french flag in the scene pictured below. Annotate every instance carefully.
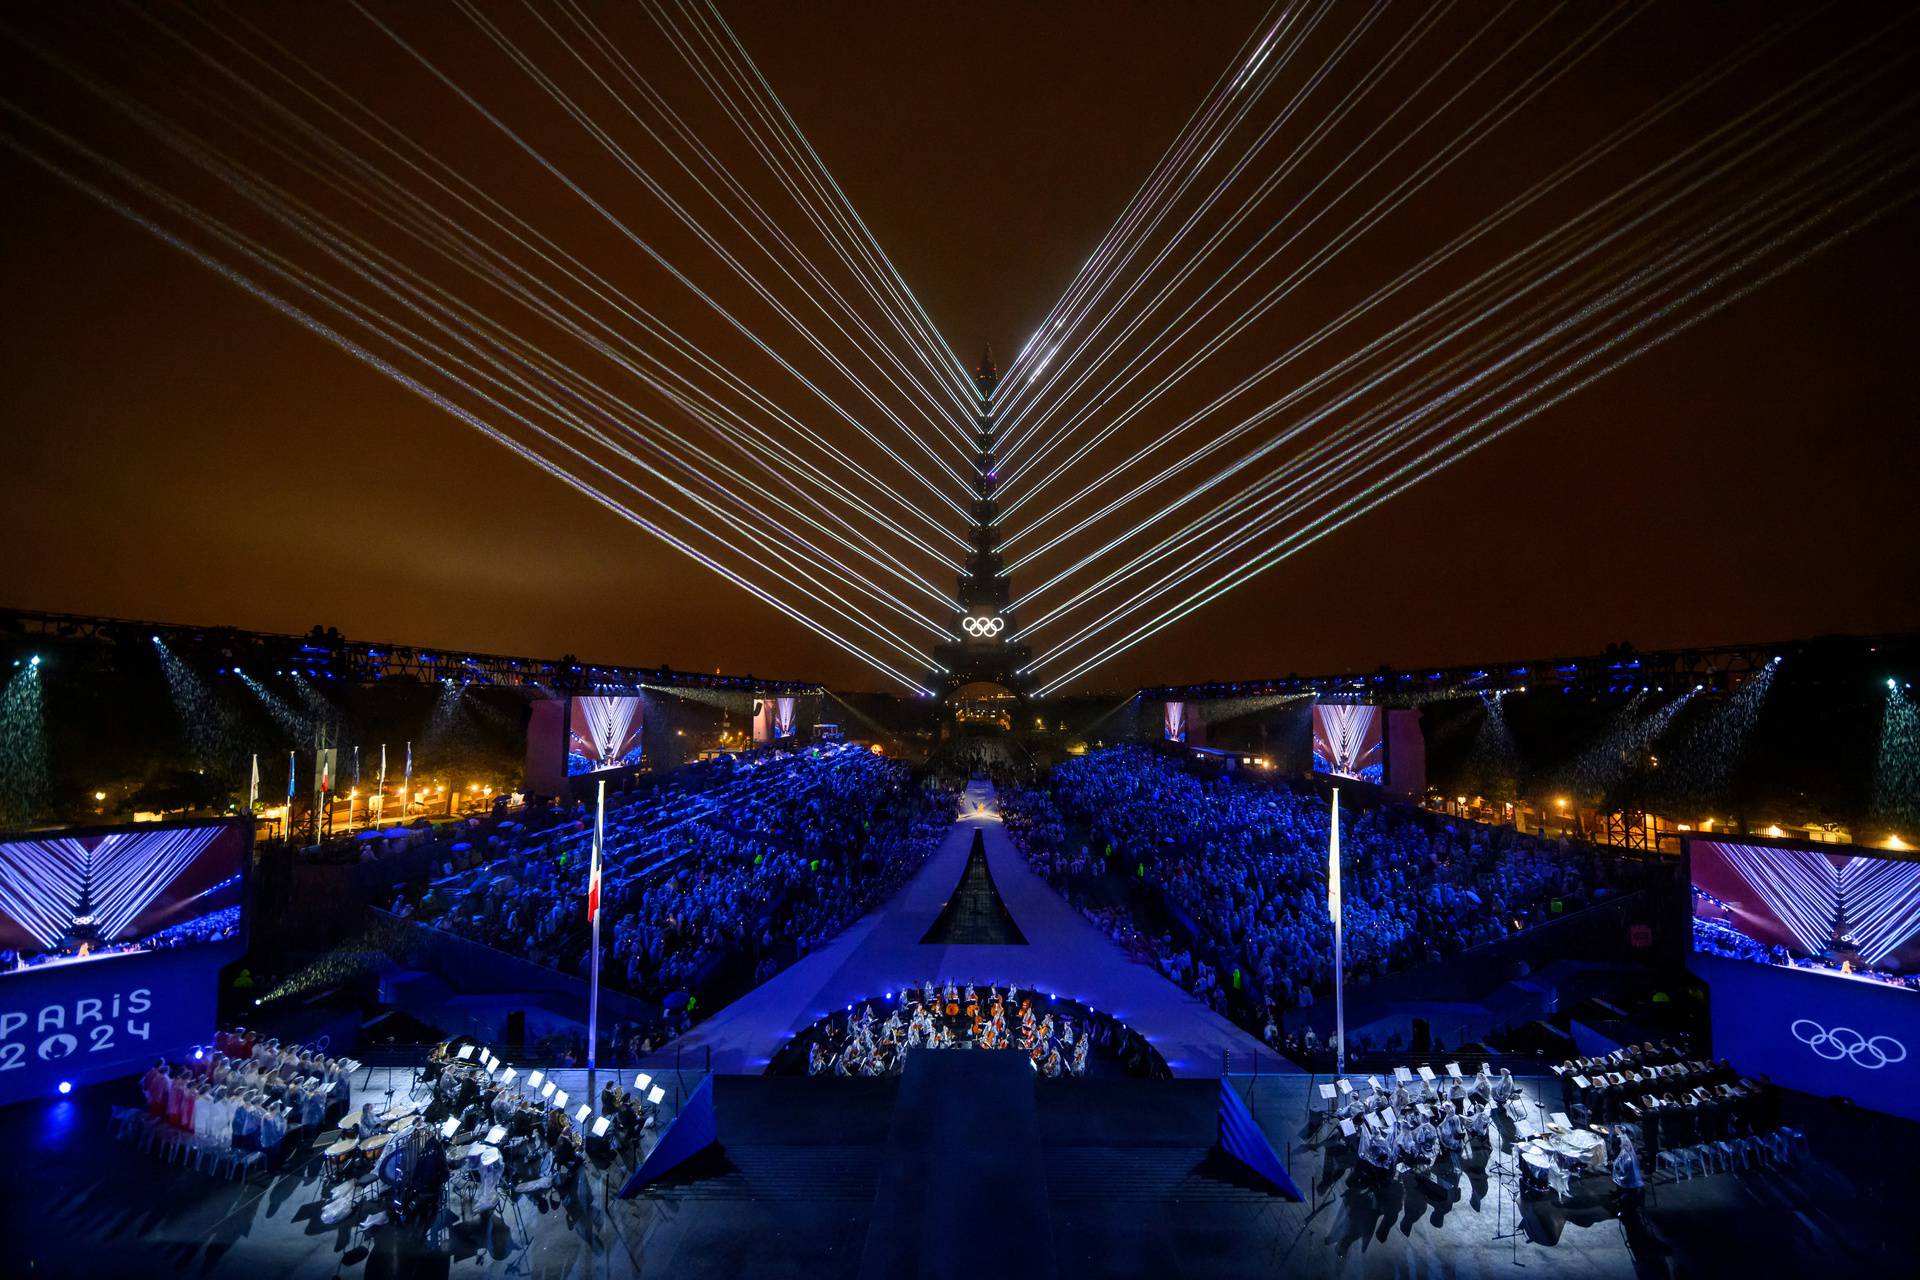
[588,838,602,922]
[588,778,604,923]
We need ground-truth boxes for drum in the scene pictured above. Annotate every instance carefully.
[361,1132,392,1156]
[1519,1145,1553,1184]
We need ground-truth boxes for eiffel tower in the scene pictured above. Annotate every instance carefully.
[932,345,1033,707]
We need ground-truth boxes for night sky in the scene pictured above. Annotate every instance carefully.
[2,1,1916,694]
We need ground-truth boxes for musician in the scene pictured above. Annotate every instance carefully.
[1612,1140,1645,1220]
[1392,1115,1419,1163]
[143,1061,170,1118]
[1357,1122,1393,1177]
[457,1097,489,1138]
[551,1125,585,1191]
[389,1131,450,1226]
[1438,1107,1466,1155]
[1412,1116,1440,1164]
[1463,1100,1492,1144]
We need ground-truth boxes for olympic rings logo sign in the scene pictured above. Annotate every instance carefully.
[1791,1019,1908,1070]
[962,615,1005,638]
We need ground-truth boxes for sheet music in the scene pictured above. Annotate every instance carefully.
[1446,1063,1463,1078]
[1417,1065,1436,1082]
[1394,1066,1413,1083]
[1319,1083,1337,1100]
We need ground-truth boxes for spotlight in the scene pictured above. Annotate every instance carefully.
[1890,679,1900,692]
[57,1080,71,1096]
[193,1049,204,1061]
[29,655,40,667]
[150,635,159,643]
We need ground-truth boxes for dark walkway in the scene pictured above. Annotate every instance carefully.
[921,829,1027,944]
[860,1051,1056,1280]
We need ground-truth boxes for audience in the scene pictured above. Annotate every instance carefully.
[411,745,955,1049]
[1005,745,1633,1044]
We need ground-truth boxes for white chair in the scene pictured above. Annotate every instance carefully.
[1654,1149,1684,1181]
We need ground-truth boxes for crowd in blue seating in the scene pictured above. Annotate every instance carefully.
[413,745,954,1049]
[1006,745,1630,1038]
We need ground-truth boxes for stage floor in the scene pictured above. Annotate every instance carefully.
[639,781,1275,1077]
[6,1060,1916,1277]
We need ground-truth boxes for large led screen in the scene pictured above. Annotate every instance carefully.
[1690,838,1920,993]
[1311,702,1384,783]
[567,695,644,776]
[0,821,246,973]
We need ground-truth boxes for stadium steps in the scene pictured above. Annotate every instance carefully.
[630,1145,882,1201]
[1043,1145,1276,1202]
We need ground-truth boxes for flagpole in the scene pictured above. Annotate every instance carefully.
[1330,787,1346,1077]
[588,778,605,1099]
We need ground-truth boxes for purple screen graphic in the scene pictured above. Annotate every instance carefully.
[1311,703,1384,783]
[567,695,645,776]
[0,822,245,973]
[1691,839,1920,993]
